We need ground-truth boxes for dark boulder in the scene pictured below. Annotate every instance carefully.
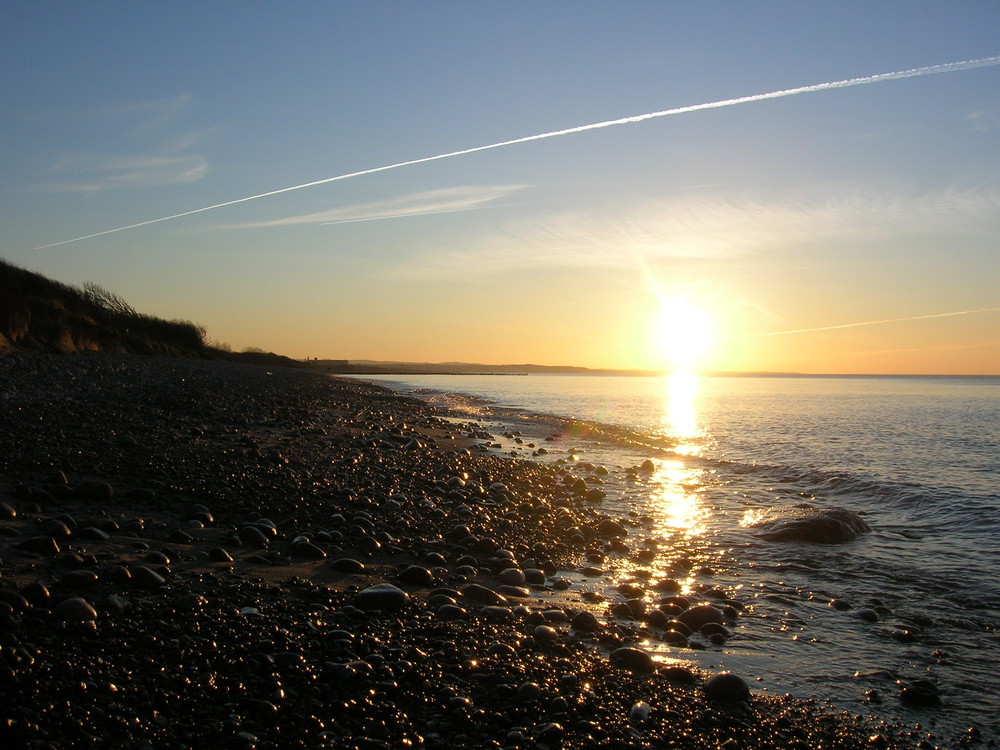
[753,507,870,544]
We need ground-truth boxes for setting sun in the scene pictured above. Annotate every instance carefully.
[653,296,717,372]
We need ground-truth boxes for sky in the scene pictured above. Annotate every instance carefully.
[2,2,999,374]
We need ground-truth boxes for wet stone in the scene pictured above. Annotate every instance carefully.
[54,597,97,622]
[571,611,601,632]
[131,566,166,588]
[330,558,365,573]
[611,647,656,673]
[396,565,433,586]
[497,585,531,598]
[62,570,99,589]
[354,583,409,612]
[704,672,751,703]
[498,567,526,586]
[208,547,234,562]
[461,584,508,606]
[899,679,941,707]
[19,536,60,555]
[677,603,726,629]
[239,525,270,549]
[661,666,698,686]
[290,541,327,560]
[74,526,110,541]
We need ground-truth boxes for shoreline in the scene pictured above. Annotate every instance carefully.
[0,353,919,748]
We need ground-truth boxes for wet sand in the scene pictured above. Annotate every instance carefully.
[0,354,916,748]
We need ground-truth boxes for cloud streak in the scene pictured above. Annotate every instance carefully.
[398,185,1000,278]
[36,54,1000,249]
[40,153,207,193]
[221,185,524,229]
[736,306,1000,339]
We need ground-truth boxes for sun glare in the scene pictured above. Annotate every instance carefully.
[653,296,717,373]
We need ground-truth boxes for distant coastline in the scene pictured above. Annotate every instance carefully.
[308,359,999,379]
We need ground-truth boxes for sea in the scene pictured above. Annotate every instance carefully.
[347,372,1000,744]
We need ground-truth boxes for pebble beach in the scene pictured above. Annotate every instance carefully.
[0,354,920,749]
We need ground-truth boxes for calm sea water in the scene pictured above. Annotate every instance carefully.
[350,373,1000,743]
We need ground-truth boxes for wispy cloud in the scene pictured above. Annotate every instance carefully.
[965,108,1000,132]
[399,185,1000,278]
[30,93,209,193]
[220,185,526,229]
[100,93,192,128]
[40,153,207,193]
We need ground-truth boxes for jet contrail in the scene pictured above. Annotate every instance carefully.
[737,306,1000,338]
[36,54,1000,249]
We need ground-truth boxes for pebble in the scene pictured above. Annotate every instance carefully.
[396,565,434,586]
[131,566,166,588]
[610,647,656,673]
[704,672,751,702]
[19,536,60,555]
[533,624,559,644]
[497,568,526,586]
[75,526,110,541]
[677,603,726,629]
[630,700,651,723]
[54,596,97,622]
[571,611,601,632]
[62,570,99,589]
[290,541,327,559]
[354,583,410,612]
[330,558,365,573]
[239,525,270,549]
[460,584,508,606]
[899,679,941,707]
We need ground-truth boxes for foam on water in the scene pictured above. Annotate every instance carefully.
[348,372,1000,743]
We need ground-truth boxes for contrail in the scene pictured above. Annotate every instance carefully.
[36,54,1000,249]
[737,306,1000,338]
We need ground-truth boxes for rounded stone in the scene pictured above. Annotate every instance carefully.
[497,568,526,586]
[899,679,941,707]
[610,647,656,673]
[660,666,697,685]
[857,608,880,623]
[354,583,409,612]
[290,541,327,560]
[54,597,97,622]
[597,519,627,538]
[208,547,234,562]
[330,558,365,573]
[704,672,751,702]
[460,583,508,606]
[62,570,99,589]
[131,566,166,588]
[397,565,434,586]
[677,604,726,629]
[533,624,559,644]
[239,525,270,549]
[75,527,110,541]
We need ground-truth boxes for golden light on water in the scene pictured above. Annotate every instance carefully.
[646,373,707,539]
[664,371,700,453]
[648,459,705,535]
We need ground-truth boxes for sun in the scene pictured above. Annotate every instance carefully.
[653,296,717,373]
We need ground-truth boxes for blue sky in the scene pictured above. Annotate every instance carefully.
[3,2,999,372]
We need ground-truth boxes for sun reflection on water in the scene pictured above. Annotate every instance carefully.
[629,374,711,592]
[663,372,702,455]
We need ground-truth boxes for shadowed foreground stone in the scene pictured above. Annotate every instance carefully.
[705,672,751,702]
[54,597,97,622]
[754,507,871,543]
[354,583,409,612]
